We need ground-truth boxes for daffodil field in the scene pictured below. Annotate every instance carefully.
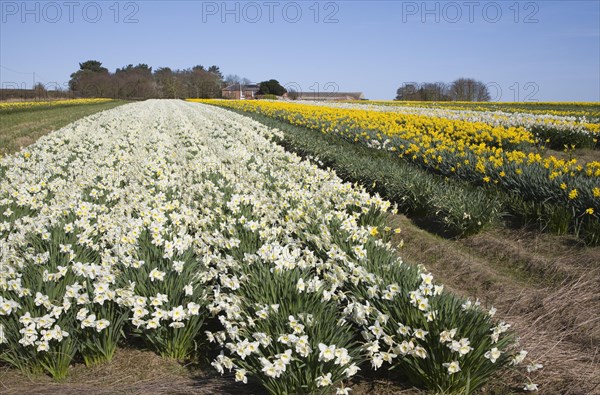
[0,100,540,393]
[193,99,600,243]
[315,101,600,149]
[359,101,600,120]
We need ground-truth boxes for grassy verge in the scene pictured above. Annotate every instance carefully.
[0,100,128,155]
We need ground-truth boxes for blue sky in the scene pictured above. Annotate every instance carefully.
[1,0,599,101]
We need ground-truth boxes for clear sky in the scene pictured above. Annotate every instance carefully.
[1,0,599,101]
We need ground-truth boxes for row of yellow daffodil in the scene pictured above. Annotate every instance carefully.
[360,101,600,120]
[0,98,114,112]
[191,99,599,178]
[192,99,599,225]
[192,99,533,151]
[297,101,600,150]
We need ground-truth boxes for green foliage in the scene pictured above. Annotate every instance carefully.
[258,80,287,96]
[224,265,363,395]
[78,60,109,73]
[355,249,515,394]
[0,222,102,379]
[77,300,129,366]
[118,231,210,360]
[532,125,597,150]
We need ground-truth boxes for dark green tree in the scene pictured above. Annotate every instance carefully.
[258,79,287,96]
[116,64,152,75]
[207,65,223,79]
[78,60,108,73]
[69,60,109,94]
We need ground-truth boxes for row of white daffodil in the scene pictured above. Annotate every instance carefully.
[0,100,538,393]
[299,100,599,149]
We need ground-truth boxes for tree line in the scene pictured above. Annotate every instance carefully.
[395,78,491,101]
[68,60,292,100]
[69,60,231,99]
[11,61,494,102]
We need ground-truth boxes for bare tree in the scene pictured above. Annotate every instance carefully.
[114,64,155,99]
[187,67,222,98]
[395,79,489,101]
[419,82,450,101]
[225,74,242,85]
[449,78,490,101]
[33,83,47,100]
[154,67,182,98]
[395,83,420,100]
